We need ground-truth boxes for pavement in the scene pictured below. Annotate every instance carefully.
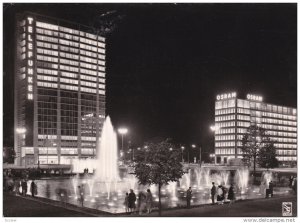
[2,192,297,217]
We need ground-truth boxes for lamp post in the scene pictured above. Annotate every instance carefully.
[210,125,220,164]
[181,146,185,163]
[16,128,26,166]
[118,128,128,163]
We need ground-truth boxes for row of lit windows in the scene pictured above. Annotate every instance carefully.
[215,148,235,155]
[276,150,297,155]
[216,121,235,128]
[237,128,247,134]
[215,99,236,109]
[237,122,251,127]
[81,68,105,77]
[270,137,297,143]
[262,112,297,121]
[215,135,235,141]
[215,108,235,115]
[60,84,78,91]
[274,144,297,149]
[38,148,57,154]
[60,52,79,60]
[61,77,78,85]
[237,108,250,115]
[215,115,235,122]
[80,55,105,65]
[37,41,59,50]
[37,81,58,88]
[263,104,296,115]
[80,49,105,60]
[37,55,58,63]
[237,115,250,121]
[36,21,59,31]
[60,45,79,54]
[261,124,297,132]
[37,35,105,55]
[262,118,296,126]
[61,71,77,78]
[60,58,79,66]
[237,99,250,108]
[36,28,59,37]
[36,21,105,43]
[60,64,79,72]
[265,131,297,138]
[37,75,57,82]
[37,48,58,56]
[215,128,235,135]
[36,34,59,43]
[277,157,297,161]
[59,38,79,48]
[61,148,78,154]
[215,141,235,147]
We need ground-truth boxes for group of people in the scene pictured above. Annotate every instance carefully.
[4,177,37,197]
[210,182,235,205]
[124,189,153,215]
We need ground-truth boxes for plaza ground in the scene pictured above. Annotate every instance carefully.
[3,192,297,217]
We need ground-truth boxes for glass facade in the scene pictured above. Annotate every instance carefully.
[214,95,297,165]
[14,13,106,166]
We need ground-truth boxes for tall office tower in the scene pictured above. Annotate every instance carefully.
[214,92,297,166]
[14,12,106,166]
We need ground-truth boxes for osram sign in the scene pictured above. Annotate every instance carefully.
[216,92,237,100]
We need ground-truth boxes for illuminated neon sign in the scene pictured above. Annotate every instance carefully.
[246,94,263,102]
[27,17,34,100]
[216,92,237,100]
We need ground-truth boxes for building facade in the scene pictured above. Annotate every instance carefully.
[14,12,106,166]
[214,92,297,166]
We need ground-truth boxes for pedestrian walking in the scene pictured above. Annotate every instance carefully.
[30,180,36,197]
[217,185,224,205]
[78,185,84,207]
[211,182,216,205]
[128,189,136,214]
[227,184,235,204]
[269,181,274,197]
[186,187,192,208]
[292,177,297,194]
[21,180,27,196]
[124,192,129,213]
[138,192,146,215]
[145,189,153,214]
[289,176,294,188]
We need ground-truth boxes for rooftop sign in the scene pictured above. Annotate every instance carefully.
[216,92,237,100]
[246,94,263,102]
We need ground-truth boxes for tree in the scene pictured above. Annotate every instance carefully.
[134,138,185,216]
[257,143,279,169]
[3,147,16,164]
[241,124,270,177]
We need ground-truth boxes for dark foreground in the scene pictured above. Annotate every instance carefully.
[3,192,297,217]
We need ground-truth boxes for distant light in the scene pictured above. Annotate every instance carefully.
[16,128,26,134]
[118,128,128,134]
[191,144,196,148]
[181,146,185,150]
[210,125,220,132]
[169,148,173,151]
[144,146,148,149]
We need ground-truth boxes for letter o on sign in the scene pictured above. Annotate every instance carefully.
[217,95,220,100]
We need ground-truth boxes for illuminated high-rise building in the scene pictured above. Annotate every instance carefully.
[14,12,106,166]
[214,92,297,166]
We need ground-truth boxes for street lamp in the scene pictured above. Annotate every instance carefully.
[181,146,185,163]
[118,128,128,162]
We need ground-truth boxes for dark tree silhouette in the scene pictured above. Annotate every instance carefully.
[134,138,184,216]
[241,124,271,177]
[257,143,279,169]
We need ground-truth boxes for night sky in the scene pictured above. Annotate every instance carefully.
[3,3,297,156]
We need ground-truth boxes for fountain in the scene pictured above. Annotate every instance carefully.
[235,168,249,192]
